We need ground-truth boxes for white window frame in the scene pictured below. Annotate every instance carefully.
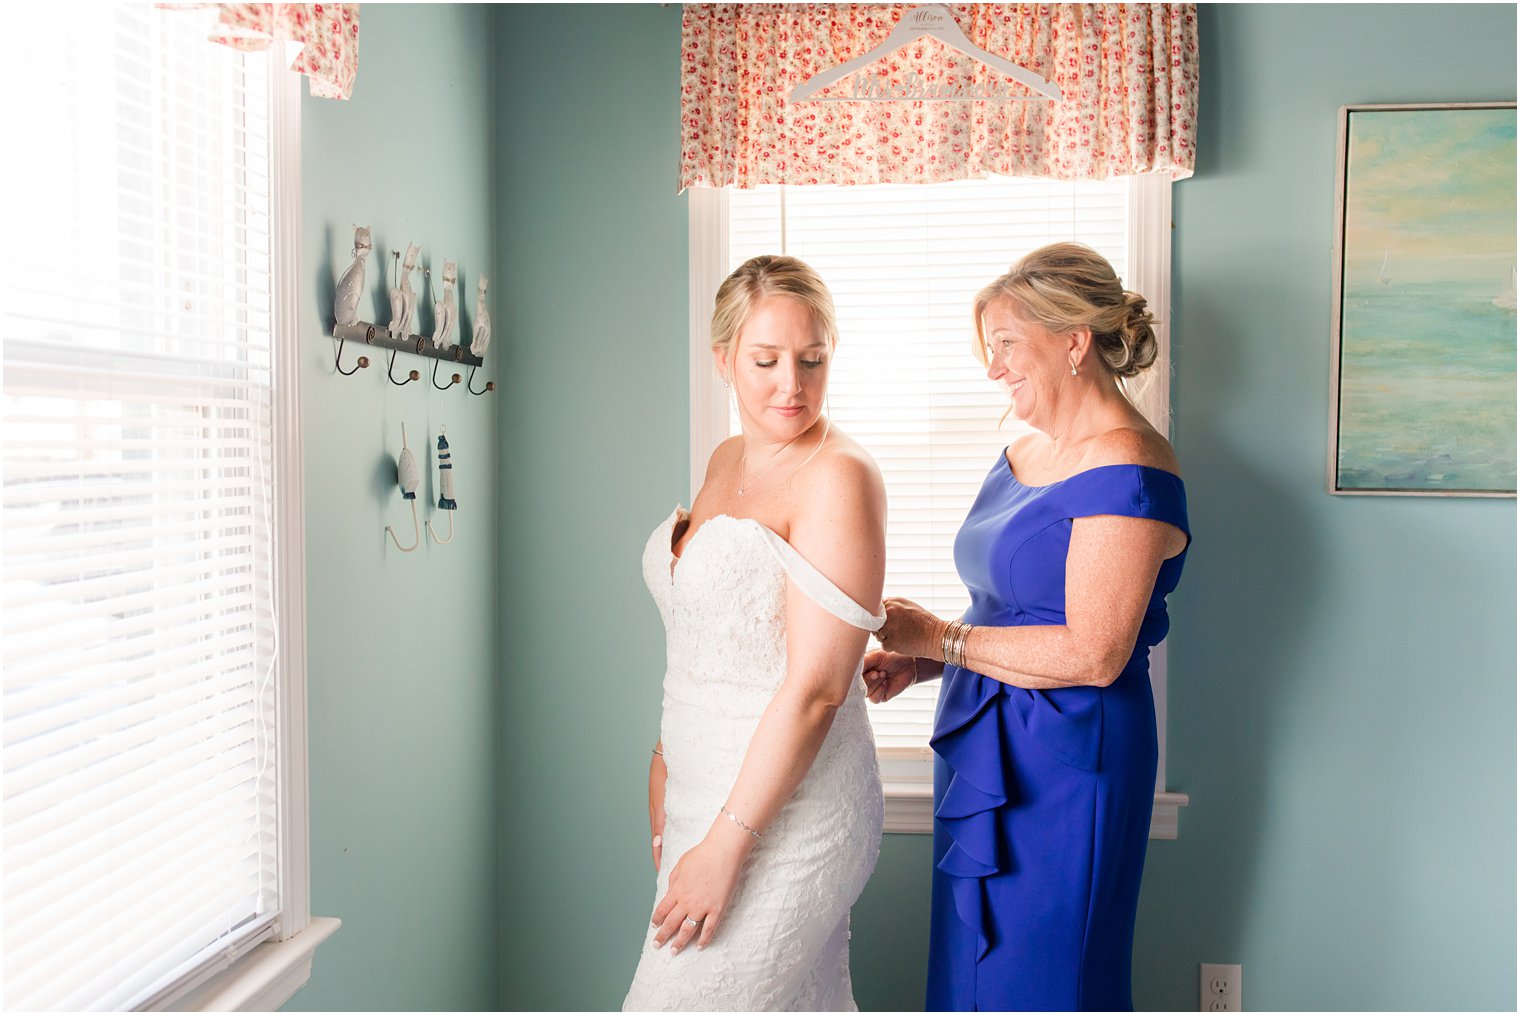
[2,36,335,1009]
[162,59,339,1015]
[687,175,1188,837]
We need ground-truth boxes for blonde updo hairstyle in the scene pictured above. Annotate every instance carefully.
[973,242,1157,383]
[710,254,840,368]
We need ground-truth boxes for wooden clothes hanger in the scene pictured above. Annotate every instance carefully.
[789,4,1062,103]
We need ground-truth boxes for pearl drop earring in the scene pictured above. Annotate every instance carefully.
[1070,364,1078,377]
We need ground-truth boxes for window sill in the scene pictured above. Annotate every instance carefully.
[165,917,340,1012]
[884,784,1190,839]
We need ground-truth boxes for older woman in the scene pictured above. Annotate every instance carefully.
[865,242,1190,1012]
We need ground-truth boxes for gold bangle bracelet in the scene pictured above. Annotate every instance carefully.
[954,624,973,669]
[943,619,972,668]
[940,620,959,667]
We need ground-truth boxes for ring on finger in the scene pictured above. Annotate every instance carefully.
[682,916,701,928]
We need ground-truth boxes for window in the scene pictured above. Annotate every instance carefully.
[689,175,1185,835]
[2,8,328,1010]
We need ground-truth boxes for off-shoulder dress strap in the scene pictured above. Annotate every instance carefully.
[751,523,885,633]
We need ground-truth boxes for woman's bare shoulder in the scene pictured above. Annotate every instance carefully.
[768,426,886,544]
[1084,424,1181,477]
[702,435,744,479]
[787,427,887,596]
[804,425,885,503]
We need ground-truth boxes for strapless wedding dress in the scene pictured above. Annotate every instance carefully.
[622,509,884,1012]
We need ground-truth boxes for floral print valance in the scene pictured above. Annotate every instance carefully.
[165,3,360,99]
[679,3,1198,190]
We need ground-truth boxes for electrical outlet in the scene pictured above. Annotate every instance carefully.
[1199,963,1242,1012]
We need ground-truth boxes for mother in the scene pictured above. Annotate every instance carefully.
[866,242,1190,1012]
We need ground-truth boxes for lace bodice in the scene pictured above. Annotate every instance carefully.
[624,508,885,1012]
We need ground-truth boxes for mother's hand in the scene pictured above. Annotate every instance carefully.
[876,597,945,660]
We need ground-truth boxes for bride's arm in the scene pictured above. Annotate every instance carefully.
[649,742,666,872]
[651,451,886,954]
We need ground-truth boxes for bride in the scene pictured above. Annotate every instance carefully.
[623,255,887,1011]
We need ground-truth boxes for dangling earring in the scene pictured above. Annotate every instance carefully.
[1070,365,1078,377]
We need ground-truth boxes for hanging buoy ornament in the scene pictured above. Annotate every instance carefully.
[436,432,457,510]
[387,422,422,552]
[397,434,420,499]
[428,427,458,545]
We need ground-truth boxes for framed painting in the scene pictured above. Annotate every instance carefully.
[1329,102,1517,497]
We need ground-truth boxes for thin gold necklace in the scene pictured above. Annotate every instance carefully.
[737,430,808,496]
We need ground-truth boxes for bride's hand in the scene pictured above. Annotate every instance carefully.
[651,828,749,954]
[877,597,945,660]
[863,650,919,704]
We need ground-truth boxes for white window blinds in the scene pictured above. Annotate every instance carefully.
[2,8,284,1010]
[727,177,1130,754]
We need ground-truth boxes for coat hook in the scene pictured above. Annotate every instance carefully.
[466,365,496,395]
[387,500,421,551]
[386,349,420,386]
[431,360,462,390]
[334,330,371,375]
[427,510,456,545]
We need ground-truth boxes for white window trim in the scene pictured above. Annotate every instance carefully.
[687,175,1188,838]
[154,63,337,1012]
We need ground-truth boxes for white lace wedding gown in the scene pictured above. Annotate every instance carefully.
[623,508,885,1012]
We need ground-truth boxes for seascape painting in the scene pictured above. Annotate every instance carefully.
[1331,103,1517,496]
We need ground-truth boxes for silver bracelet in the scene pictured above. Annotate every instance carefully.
[720,805,763,839]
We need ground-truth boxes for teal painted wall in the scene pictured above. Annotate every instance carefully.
[288,6,500,1009]
[494,6,690,1009]
[1133,5,1516,1011]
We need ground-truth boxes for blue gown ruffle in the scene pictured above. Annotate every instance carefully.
[926,460,1189,1011]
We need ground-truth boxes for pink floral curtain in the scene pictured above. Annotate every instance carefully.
[680,3,1197,190]
[166,4,360,99]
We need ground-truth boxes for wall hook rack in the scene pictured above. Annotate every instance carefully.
[332,321,493,394]
[328,228,495,395]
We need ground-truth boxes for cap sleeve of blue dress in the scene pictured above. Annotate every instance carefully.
[1065,464,1190,544]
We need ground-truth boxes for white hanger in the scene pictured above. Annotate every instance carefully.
[790,4,1061,103]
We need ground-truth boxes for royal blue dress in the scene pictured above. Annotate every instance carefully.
[926,456,1190,1012]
